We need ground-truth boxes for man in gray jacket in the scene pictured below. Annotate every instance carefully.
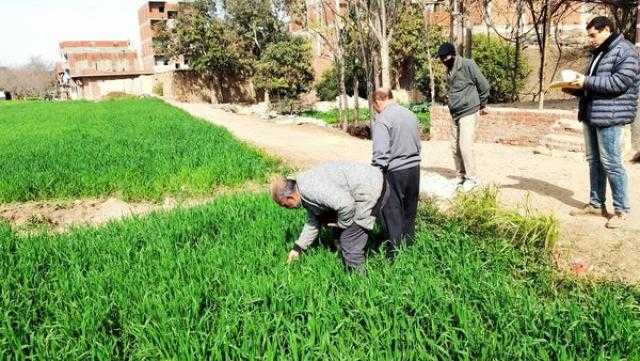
[371,88,421,258]
[271,162,388,271]
[565,17,639,229]
[438,42,490,192]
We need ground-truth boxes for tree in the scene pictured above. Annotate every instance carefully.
[254,36,314,104]
[523,0,571,109]
[293,0,351,128]
[156,0,253,103]
[390,3,446,102]
[223,0,290,58]
[354,0,410,90]
[481,0,531,102]
[0,57,56,100]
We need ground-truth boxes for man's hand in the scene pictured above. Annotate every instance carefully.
[479,107,489,116]
[570,74,586,89]
[287,250,300,264]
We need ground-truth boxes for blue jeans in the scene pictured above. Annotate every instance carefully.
[583,123,630,214]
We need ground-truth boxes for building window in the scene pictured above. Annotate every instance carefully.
[168,11,177,19]
[159,6,165,13]
[154,56,169,66]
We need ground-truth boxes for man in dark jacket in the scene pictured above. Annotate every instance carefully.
[565,17,639,229]
[371,88,422,258]
[438,42,490,193]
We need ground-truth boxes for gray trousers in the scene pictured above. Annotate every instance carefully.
[451,112,479,182]
[334,224,368,270]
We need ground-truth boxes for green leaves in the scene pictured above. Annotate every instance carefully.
[255,37,314,99]
[471,35,530,103]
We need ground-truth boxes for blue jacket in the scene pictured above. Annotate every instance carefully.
[576,34,640,127]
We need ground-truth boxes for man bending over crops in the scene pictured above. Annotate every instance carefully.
[271,162,388,272]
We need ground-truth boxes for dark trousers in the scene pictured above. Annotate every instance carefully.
[332,224,368,271]
[379,166,420,258]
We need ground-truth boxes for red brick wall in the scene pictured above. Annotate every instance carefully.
[430,106,578,146]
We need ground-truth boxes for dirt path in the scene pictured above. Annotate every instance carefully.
[170,100,640,284]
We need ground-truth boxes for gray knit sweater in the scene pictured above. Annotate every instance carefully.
[292,162,383,251]
[371,103,422,172]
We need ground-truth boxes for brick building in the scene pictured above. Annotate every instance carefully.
[57,40,152,100]
[138,1,188,73]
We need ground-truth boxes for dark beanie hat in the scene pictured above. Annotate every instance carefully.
[437,42,456,58]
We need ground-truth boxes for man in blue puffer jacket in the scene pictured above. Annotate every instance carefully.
[566,16,640,229]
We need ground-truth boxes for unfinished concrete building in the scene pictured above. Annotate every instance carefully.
[138,1,188,73]
[57,40,152,100]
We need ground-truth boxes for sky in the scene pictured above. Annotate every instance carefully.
[0,0,144,66]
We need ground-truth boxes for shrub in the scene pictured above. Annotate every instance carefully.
[315,67,340,101]
[314,66,368,102]
[448,186,559,250]
[471,35,530,103]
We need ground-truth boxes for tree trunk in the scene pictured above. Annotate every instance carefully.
[380,38,391,89]
[512,0,523,103]
[422,7,437,104]
[428,58,436,104]
[450,0,463,52]
[353,78,360,122]
[464,28,472,58]
[373,50,382,89]
[210,78,220,104]
[264,89,270,112]
[537,0,550,110]
[339,59,348,129]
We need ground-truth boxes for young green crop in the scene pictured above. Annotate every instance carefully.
[0,99,279,202]
[0,193,638,360]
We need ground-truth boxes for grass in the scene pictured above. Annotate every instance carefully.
[301,105,431,134]
[1,192,638,359]
[449,186,559,250]
[0,99,279,202]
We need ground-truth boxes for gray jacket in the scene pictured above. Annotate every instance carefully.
[372,103,422,172]
[447,56,491,121]
[572,34,640,127]
[292,162,383,251]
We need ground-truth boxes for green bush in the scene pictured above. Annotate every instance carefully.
[471,35,530,103]
[255,37,314,100]
[315,67,340,101]
[314,65,368,102]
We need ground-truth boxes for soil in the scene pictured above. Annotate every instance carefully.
[1,98,637,284]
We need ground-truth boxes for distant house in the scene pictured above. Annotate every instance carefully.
[0,90,9,101]
[57,40,153,100]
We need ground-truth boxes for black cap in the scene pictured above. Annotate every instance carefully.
[437,42,456,58]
